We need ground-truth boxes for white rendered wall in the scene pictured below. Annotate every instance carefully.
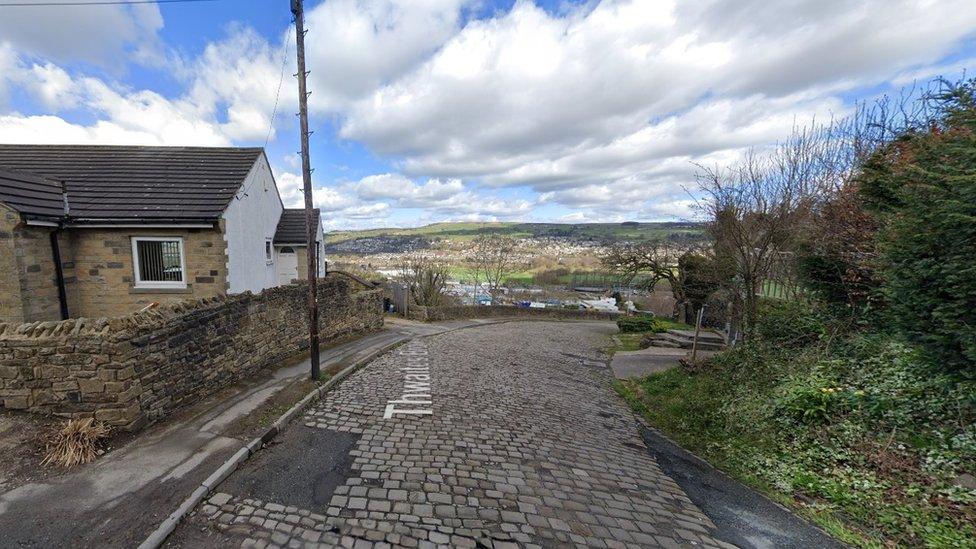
[221,155,283,294]
[316,217,326,275]
[275,215,326,281]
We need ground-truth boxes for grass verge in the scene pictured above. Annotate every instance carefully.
[615,301,976,548]
[611,318,695,354]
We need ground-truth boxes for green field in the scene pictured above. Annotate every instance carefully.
[325,221,704,244]
[445,266,534,284]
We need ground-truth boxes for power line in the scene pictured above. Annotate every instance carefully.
[264,26,293,148]
[232,29,292,201]
[0,0,217,7]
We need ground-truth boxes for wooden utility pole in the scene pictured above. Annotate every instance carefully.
[291,0,320,380]
[690,305,706,364]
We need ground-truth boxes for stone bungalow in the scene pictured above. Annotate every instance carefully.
[0,145,325,322]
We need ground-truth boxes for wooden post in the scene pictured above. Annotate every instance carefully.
[291,0,319,381]
[690,305,706,364]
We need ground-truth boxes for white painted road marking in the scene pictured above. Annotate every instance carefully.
[384,345,433,418]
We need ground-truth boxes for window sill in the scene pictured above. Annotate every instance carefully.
[130,286,191,294]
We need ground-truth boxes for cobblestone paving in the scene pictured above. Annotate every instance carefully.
[186,321,735,548]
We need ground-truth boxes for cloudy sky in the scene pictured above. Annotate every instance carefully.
[0,0,974,230]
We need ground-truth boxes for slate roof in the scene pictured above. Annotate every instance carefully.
[0,168,66,220]
[0,145,264,223]
[274,208,320,244]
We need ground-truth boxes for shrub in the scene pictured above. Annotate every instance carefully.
[859,80,976,376]
[680,254,728,310]
[754,300,830,345]
[796,182,883,312]
[616,314,667,333]
[621,319,976,547]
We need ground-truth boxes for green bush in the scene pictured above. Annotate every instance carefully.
[859,81,976,376]
[618,323,976,547]
[754,300,830,345]
[795,183,883,313]
[795,251,850,305]
[680,253,729,310]
[616,315,667,333]
[777,385,844,425]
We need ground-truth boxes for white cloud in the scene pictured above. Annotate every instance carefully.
[0,3,163,66]
[3,0,976,226]
[0,114,174,145]
[349,173,533,216]
[0,26,283,146]
[0,44,17,104]
[183,27,294,141]
[271,169,537,229]
[343,202,391,219]
[275,171,306,208]
[25,63,79,110]
[0,67,231,146]
[355,174,464,204]
[336,0,976,218]
[303,0,468,112]
[890,57,976,88]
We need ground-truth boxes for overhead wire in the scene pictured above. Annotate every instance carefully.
[265,25,294,149]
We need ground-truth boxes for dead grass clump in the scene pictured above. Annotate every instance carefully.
[42,418,110,468]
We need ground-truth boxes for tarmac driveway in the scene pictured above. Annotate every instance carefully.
[171,321,734,548]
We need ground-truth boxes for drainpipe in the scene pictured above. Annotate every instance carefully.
[50,229,69,320]
[49,180,70,320]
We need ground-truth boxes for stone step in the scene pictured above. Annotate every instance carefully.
[666,329,725,344]
[648,338,684,349]
[651,332,726,351]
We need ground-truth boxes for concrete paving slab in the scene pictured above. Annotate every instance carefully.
[610,347,686,379]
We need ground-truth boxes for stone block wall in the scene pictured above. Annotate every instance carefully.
[67,227,230,319]
[0,216,231,323]
[0,274,383,430]
[13,223,64,322]
[0,204,73,324]
[0,207,23,324]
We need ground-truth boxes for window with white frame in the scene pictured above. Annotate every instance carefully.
[131,237,186,288]
[265,240,273,264]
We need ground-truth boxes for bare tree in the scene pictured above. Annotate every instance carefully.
[397,258,450,307]
[471,235,518,299]
[602,240,689,314]
[696,123,841,337]
[689,81,940,339]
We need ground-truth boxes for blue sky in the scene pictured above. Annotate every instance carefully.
[1,0,974,231]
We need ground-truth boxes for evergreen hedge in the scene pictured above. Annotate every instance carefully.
[859,82,976,376]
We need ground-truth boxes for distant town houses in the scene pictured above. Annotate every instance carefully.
[331,236,607,274]
[0,145,324,323]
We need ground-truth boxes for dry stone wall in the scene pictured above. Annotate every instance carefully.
[0,274,383,430]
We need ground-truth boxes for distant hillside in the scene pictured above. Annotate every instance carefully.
[325,221,704,247]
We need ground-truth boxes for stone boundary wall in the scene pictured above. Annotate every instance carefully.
[406,304,620,322]
[0,274,383,430]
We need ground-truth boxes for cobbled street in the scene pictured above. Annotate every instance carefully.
[171,321,735,548]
